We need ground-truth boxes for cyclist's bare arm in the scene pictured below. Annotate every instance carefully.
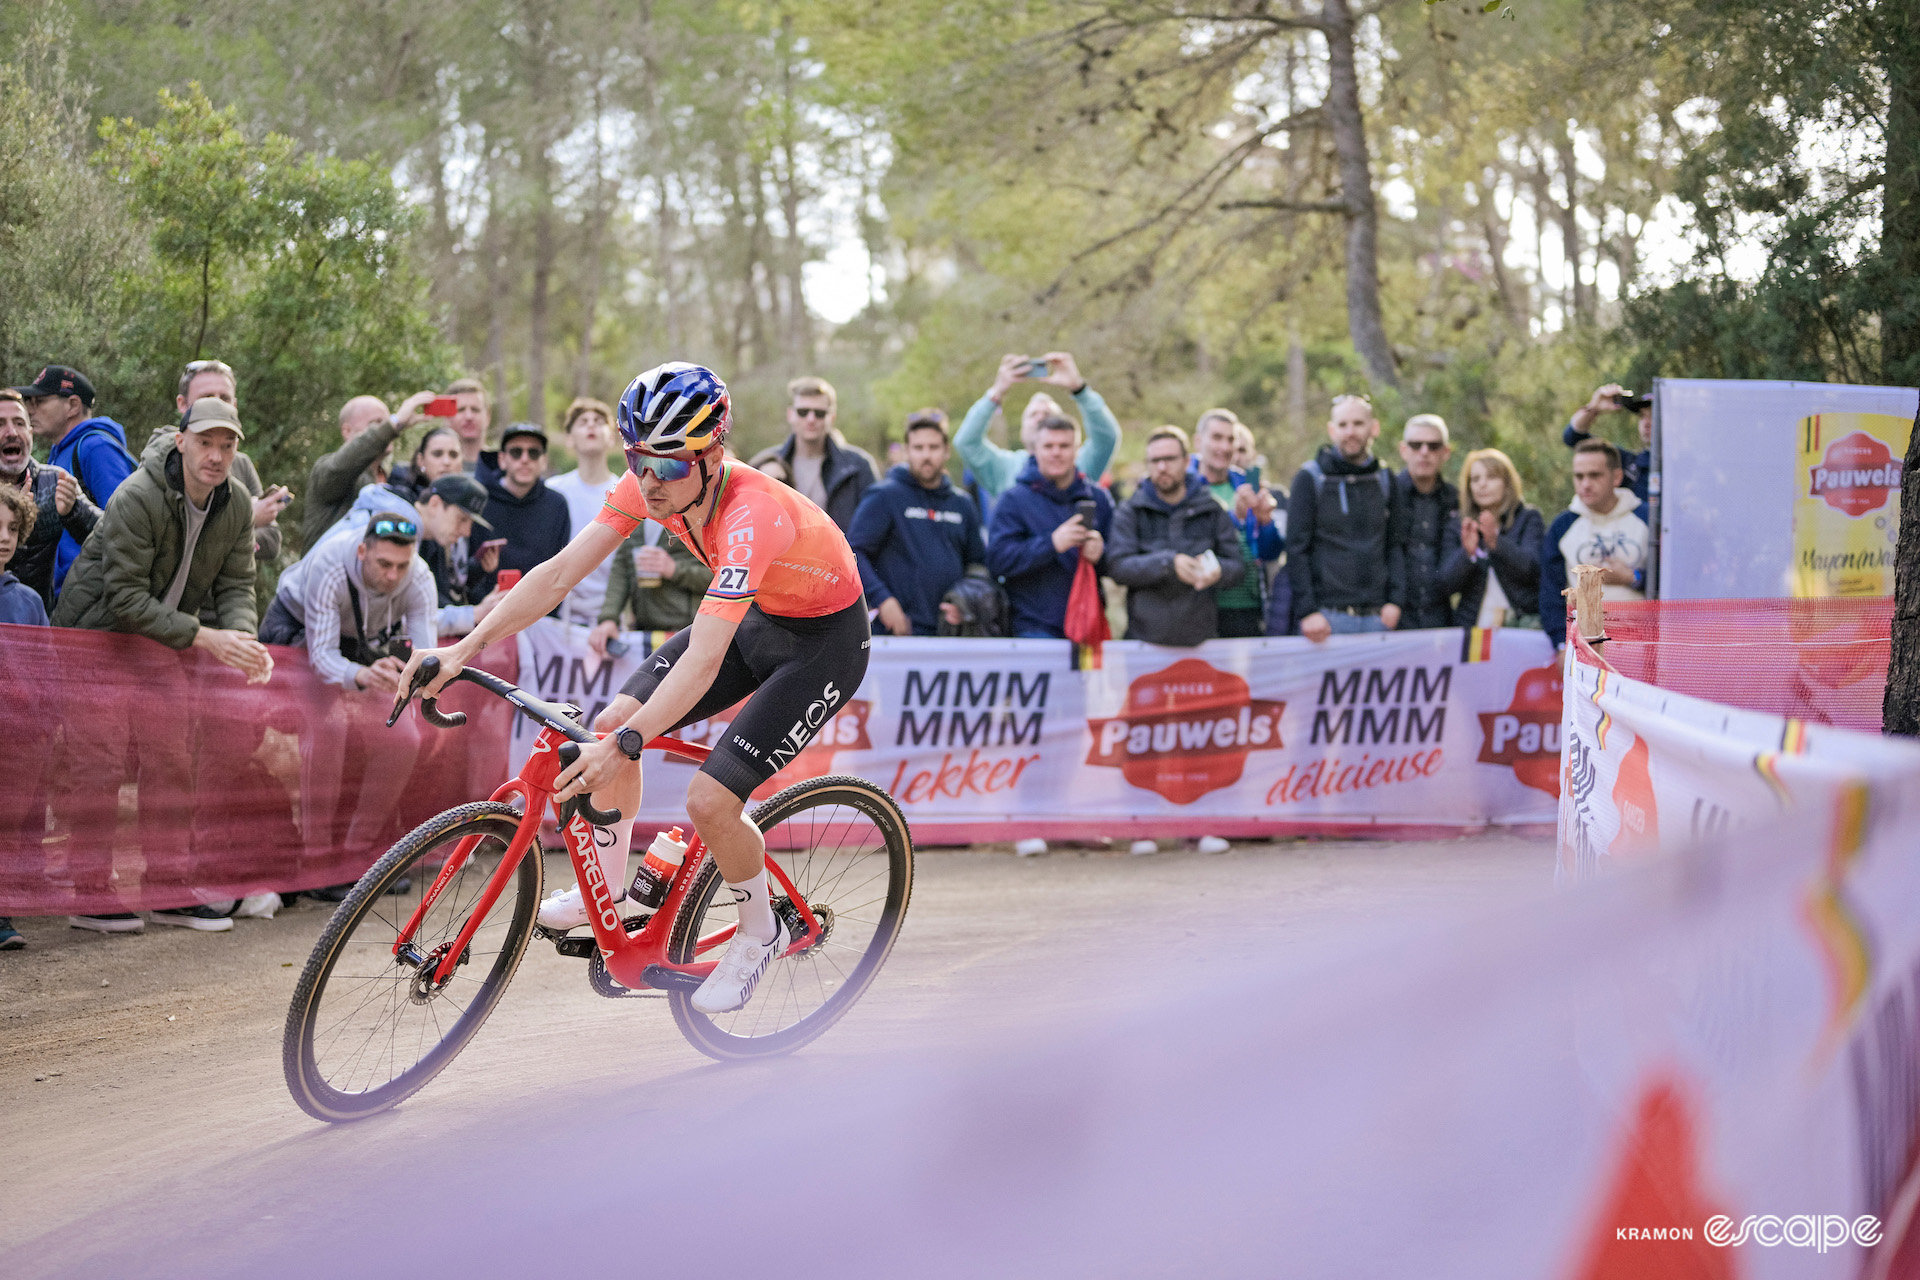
[397,520,626,704]
[553,611,739,800]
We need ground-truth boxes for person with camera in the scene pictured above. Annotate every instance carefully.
[985,414,1113,639]
[262,513,437,878]
[303,390,442,547]
[955,352,1121,503]
[1563,383,1651,504]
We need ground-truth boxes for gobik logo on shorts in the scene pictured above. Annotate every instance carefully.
[1085,658,1284,804]
[1476,663,1562,797]
[1809,430,1903,517]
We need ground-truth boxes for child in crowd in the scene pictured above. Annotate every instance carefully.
[0,483,44,949]
[0,482,46,626]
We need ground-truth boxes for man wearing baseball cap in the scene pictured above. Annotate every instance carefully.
[481,423,571,598]
[52,396,273,934]
[15,364,136,596]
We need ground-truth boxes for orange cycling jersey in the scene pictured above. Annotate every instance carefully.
[595,461,863,623]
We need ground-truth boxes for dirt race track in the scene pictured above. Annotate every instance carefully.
[2,835,1546,1277]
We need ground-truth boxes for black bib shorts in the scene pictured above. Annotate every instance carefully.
[619,596,872,800]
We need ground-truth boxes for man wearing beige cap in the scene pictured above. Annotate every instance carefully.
[53,396,274,933]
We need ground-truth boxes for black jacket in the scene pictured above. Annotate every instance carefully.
[748,431,880,532]
[4,457,100,610]
[481,477,572,578]
[1438,504,1546,627]
[847,465,986,635]
[1285,445,1409,617]
[1106,475,1247,646]
[1397,471,1459,630]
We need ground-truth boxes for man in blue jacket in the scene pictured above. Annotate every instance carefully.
[16,365,133,595]
[986,415,1113,639]
[848,409,987,636]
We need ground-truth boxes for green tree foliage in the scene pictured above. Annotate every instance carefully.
[1621,0,1920,388]
[97,85,453,500]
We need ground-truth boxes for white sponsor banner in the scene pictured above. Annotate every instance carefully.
[1656,377,1916,600]
[1555,645,1915,880]
[510,619,1561,840]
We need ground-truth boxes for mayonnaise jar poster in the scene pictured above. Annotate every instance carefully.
[1793,412,1909,597]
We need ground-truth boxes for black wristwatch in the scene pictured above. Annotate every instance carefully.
[614,727,646,760]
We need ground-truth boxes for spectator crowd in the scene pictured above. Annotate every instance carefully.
[0,351,1648,947]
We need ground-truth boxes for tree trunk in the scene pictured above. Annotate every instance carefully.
[576,81,609,396]
[1320,0,1398,389]
[777,16,813,366]
[1286,319,1307,437]
[481,148,508,421]
[1885,417,1920,735]
[1879,10,1920,735]
[528,143,555,425]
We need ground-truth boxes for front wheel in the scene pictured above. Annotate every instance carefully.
[283,802,540,1122]
[668,775,913,1059]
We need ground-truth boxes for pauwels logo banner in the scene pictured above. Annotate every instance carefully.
[516,624,1562,838]
[1085,658,1284,804]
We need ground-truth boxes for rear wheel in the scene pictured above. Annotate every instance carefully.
[668,775,913,1059]
[283,802,539,1122]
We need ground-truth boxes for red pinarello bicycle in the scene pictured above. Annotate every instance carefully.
[283,657,914,1123]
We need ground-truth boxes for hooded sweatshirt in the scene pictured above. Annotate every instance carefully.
[984,456,1114,639]
[272,531,438,688]
[1285,444,1409,620]
[481,473,572,578]
[1540,488,1649,646]
[1106,473,1248,646]
[45,415,134,592]
[846,464,986,635]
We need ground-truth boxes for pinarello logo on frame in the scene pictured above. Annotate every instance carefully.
[1808,430,1902,517]
[1475,663,1562,797]
[1085,658,1284,804]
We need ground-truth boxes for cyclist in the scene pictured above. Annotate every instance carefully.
[396,362,869,1014]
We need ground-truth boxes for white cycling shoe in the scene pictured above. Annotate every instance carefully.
[535,883,645,931]
[691,918,791,1015]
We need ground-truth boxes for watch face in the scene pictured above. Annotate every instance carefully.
[617,728,644,759]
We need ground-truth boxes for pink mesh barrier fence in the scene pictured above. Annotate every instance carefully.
[1598,597,1890,732]
[0,623,517,915]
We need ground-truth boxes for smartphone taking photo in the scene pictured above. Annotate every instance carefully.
[1027,359,1050,380]
[424,396,459,417]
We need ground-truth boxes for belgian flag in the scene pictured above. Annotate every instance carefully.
[1460,627,1495,663]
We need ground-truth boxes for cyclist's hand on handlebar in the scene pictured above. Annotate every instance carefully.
[554,733,635,803]
[394,644,466,715]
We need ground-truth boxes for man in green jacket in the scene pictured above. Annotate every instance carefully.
[52,397,274,934]
[953,351,1121,502]
[302,389,438,548]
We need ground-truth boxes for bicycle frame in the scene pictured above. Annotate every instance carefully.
[393,725,821,991]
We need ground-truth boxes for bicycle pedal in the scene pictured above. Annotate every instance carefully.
[589,951,664,999]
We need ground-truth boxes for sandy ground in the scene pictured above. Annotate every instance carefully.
[2,834,1548,1275]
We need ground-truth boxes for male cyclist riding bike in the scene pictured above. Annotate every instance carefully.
[396,362,869,1015]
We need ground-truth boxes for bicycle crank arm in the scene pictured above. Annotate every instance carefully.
[638,964,706,994]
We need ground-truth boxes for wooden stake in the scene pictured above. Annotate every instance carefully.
[1570,564,1607,644]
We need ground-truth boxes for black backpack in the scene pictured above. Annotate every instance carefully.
[938,575,1011,638]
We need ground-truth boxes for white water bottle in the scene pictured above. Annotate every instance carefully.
[629,826,689,909]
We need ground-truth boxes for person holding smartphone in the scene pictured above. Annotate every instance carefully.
[954,351,1122,503]
[1561,382,1651,504]
[984,412,1113,639]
